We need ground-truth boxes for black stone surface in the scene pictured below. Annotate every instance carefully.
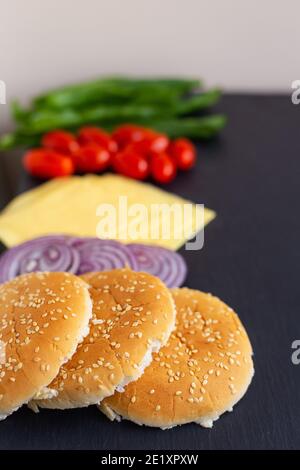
[0,94,299,450]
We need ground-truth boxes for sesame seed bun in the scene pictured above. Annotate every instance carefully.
[0,272,93,420]
[101,288,254,429]
[33,268,176,410]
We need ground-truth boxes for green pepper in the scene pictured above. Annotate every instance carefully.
[33,77,201,109]
[143,115,227,139]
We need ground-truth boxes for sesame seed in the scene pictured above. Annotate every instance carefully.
[131,396,137,403]
[155,405,161,411]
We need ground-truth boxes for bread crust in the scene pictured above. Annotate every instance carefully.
[0,272,92,420]
[35,268,176,409]
[102,288,254,428]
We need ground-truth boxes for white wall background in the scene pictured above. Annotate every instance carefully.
[0,0,298,130]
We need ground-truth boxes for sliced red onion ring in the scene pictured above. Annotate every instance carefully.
[0,236,186,288]
[127,243,187,288]
[0,235,80,284]
[72,238,138,274]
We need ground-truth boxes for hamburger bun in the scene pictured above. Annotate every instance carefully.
[0,272,92,420]
[33,268,176,409]
[101,288,254,428]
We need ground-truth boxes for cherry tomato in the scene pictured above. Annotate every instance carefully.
[129,132,169,157]
[112,125,149,149]
[42,130,79,155]
[112,149,149,180]
[151,153,177,184]
[23,149,74,179]
[78,127,118,154]
[146,132,169,154]
[170,138,196,170]
[73,144,111,173]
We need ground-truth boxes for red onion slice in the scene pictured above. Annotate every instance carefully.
[127,243,187,288]
[0,235,80,284]
[72,238,138,274]
[0,236,186,287]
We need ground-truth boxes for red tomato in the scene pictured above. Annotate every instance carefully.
[151,153,177,184]
[42,130,79,155]
[73,144,111,173]
[112,149,149,180]
[146,132,169,154]
[112,125,149,149]
[78,127,118,154]
[170,138,196,170]
[129,133,169,157]
[23,149,74,179]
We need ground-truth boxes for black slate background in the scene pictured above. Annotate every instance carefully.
[0,94,299,450]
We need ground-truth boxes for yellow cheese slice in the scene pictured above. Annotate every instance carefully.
[0,174,215,250]
[2,177,81,215]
